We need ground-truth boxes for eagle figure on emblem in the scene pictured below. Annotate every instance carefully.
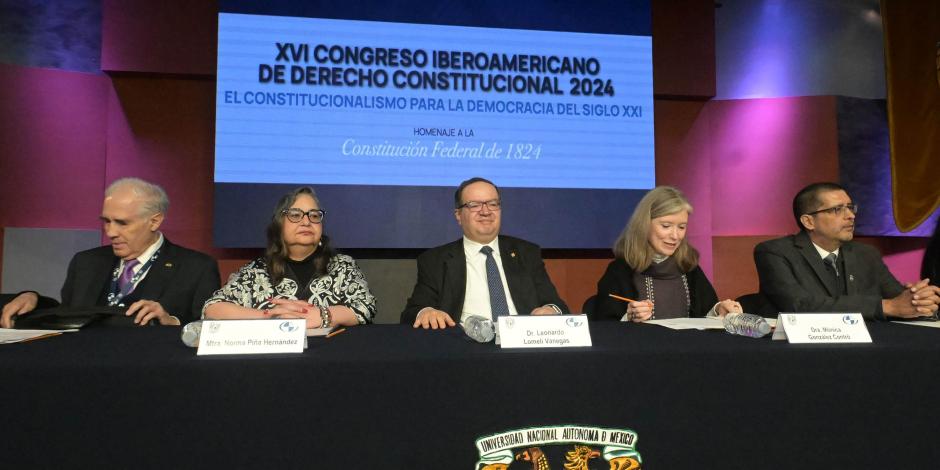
[563,445,600,470]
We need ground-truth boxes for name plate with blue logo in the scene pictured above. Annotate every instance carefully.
[497,315,592,348]
[771,313,871,343]
[197,319,306,355]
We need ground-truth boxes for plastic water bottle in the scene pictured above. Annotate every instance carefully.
[462,316,495,343]
[722,313,772,338]
[180,320,202,347]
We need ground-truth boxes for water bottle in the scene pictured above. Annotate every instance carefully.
[180,320,203,347]
[722,313,772,338]
[462,316,495,343]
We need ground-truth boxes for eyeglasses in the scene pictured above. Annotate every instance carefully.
[282,208,325,224]
[805,203,859,217]
[459,200,501,212]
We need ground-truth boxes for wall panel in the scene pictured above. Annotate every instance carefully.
[0,64,109,230]
[708,96,839,236]
[101,0,217,75]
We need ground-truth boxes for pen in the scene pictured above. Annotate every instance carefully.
[607,293,638,303]
[19,332,62,343]
[326,328,347,338]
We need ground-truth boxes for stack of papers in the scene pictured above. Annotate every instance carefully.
[0,328,77,344]
[306,327,332,337]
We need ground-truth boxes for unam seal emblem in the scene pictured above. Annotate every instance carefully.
[475,425,642,469]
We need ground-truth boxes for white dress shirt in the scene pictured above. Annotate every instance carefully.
[460,236,519,323]
[811,242,840,261]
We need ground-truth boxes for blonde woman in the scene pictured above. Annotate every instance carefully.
[593,186,740,322]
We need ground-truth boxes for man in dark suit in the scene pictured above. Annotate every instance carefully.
[0,178,219,328]
[754,182,939,320]
[401,177,568,328]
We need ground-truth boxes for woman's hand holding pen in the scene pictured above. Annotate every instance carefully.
[608,293,653,322]
[625,300,654,322]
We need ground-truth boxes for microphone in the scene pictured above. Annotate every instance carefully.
[462,315,495,343]
[180,320,203,347]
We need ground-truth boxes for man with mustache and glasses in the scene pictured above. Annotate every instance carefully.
[755,182,940,320]
[401,177,568,329]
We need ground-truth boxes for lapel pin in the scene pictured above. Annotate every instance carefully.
[511,252,516,258]
[848,274,854,282]
[165,262,173,268]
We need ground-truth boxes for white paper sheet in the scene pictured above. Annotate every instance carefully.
[645,317,776,330]
[645,318,726,330]
[306,327,333,337]
[0,328,77,344]
[890,320,940,329]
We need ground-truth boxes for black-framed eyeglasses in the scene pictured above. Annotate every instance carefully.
[805,203,859,217]
[282,208,325,224]
[459,199,501,212]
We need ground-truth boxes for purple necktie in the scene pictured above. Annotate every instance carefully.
[118,259,140,294]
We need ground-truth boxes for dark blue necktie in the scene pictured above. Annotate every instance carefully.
[480,246,510,319]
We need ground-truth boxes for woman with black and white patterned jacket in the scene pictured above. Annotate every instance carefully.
[203,187,375,328]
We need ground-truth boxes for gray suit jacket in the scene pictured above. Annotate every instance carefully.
[754,231,903,320]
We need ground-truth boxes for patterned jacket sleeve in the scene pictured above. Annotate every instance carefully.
[328,255,377,324]
[201,258,274,315]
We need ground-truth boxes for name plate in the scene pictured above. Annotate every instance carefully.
[771,313,871,343]
[197,319,306,355]
[497,315,592,348]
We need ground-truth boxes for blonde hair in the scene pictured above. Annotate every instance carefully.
[612,186,699,273]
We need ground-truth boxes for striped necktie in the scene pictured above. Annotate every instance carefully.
[824,253,840,278]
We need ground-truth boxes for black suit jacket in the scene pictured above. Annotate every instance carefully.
[61,238,220,324]
[400,235,569,324]
[754,231,903,320]
[592,258,719,321]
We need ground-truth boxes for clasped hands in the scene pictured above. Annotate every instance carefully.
[259,298,326,328]
[885,279,940,319]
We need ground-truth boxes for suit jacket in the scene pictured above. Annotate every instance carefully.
[754,231,903,320]
[592,258,719,321]
[400,235,569,324]
[60,238,220,324]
